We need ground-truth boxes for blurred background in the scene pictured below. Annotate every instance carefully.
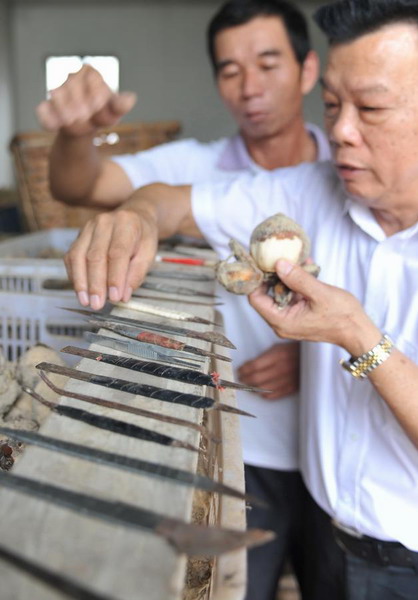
[0,0,327,232]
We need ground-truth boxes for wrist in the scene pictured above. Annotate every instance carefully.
[340,333,394,379]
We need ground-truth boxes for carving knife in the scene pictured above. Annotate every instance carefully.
[139,281,218,298]
[0,543,114,600]
[84,331,204,369]
[88,320,231,363]
[61,307,235,349]
[0,426,262,505]
[113,299,217,325]
[0,472,274,555]
[37,371,217,443]
[61,346,271,394]
[24,387,200,453]
[35,363,255,417]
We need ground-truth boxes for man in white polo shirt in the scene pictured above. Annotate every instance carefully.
[63,0,418,598]
[38,2,330,597]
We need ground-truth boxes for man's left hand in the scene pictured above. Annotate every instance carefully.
[238,342,300,400]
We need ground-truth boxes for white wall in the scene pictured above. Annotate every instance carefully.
[0,1,15,187]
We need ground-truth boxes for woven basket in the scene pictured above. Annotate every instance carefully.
[10,120,181,231]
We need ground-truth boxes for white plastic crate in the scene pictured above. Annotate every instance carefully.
[0,292,87,361]
[0,228,78,294]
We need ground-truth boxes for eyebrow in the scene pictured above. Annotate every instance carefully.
[320,77,390,95]
[216,49,282,72]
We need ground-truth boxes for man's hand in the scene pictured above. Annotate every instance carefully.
[64,206,158,311]
[249,260,381,357]
[238,342,300,400]
[36,65,137,136]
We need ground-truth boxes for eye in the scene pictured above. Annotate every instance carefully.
[218,67,240,80]
[323,102,339,116]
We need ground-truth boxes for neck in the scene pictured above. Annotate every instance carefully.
[242,118,318,171]
[373,206,418,236]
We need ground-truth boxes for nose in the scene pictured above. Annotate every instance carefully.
[241,67,264,98]
[328,104,362,147]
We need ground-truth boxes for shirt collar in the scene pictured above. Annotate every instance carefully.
[216,134,261,172]
[343,197,418,241]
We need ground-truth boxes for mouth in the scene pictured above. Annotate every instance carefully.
[244,110,267,123]
[335,162,366,179]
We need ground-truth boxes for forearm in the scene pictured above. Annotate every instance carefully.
[49,131,101,204]
[121,183,203,240]
[337,314,418,448]
[369,350,418,449]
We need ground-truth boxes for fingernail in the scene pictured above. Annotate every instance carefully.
[122,286,133,302]
[77,291,89,306]
[90,294,102,310]
[108,286,120,302]
[277,260,294,276]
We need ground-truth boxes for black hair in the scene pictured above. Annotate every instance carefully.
[207,0,312,73]
[315,0,418,45]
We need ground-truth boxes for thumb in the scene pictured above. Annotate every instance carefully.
[276,260,319,300]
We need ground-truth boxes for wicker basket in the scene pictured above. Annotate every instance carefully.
[10,120,181,231]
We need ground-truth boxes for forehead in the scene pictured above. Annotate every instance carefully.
[324,23,418,94]
[214,15,296,61]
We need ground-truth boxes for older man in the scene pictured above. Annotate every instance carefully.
[63,1,418,598]
[39,2,329,598]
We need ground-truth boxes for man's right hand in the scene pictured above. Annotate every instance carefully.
[64,205,158,311]
[36,65,137,137]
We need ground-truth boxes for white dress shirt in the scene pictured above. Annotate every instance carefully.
[112,126,331,471]
[191,160,418,550]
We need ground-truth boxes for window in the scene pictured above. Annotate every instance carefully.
[45,55,119,95]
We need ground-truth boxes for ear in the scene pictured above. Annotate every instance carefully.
[300,50,320,96]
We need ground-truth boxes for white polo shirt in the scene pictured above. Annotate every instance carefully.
[191,160,418,550]
[112,126,331,471]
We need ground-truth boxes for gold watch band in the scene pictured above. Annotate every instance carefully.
[340,334,394,379]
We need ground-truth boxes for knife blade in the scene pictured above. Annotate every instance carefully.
[85,332,204,369]
[0,543,114,600]
[139,281,218,298]
[38,371,217,443]
[0,472,274,555]
[61,346,270,394]
[0,426,262,505]
[113,299,217,325]
[147,269,214,282]
[24,387,200,453]
[89,321,231,363]
[35,363,255,417]
[131,293,223,307]
[61,307,235,349]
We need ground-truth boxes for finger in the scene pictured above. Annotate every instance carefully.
[275,259,321,300]
[84,214,115,309]
[106,212,143,302]
[260,381,299,400]
[109,92,137,118]
[64,224,96,307]
[36,101,62,131]
[239,365,298,389]
[248,283,282,323]
[239,343,297,376]
[122,223,158,302]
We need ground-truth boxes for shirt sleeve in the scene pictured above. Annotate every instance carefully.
[191,171,288,258]
[110,139,203,188]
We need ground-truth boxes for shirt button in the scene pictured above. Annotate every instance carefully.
[350,433,359,442]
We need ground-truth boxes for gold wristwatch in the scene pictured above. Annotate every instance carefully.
[340,334,394,379]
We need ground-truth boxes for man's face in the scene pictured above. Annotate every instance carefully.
[322,23,418,208]
[214,16,308,140]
